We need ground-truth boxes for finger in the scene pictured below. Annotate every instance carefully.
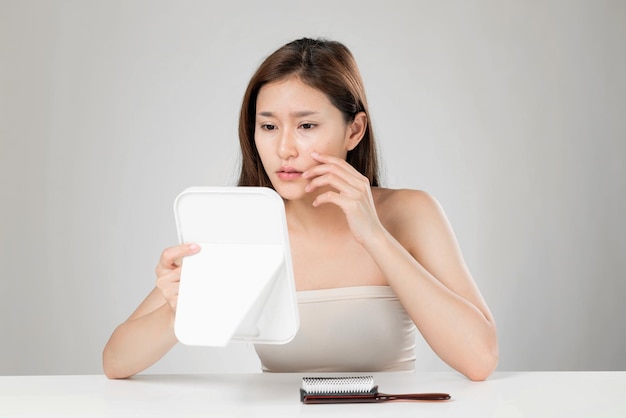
[306,172,356,195]
[160,281,179,300]
[310,152,346,165]
[312,190,358,210]
[156,270,181,305]
[156,269,181,289]
[305,153,354,177]
[306,164,370,197]
[304,163,354,182]
[158,243,201,270]
[305,153,366,186]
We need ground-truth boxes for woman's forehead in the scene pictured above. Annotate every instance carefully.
[256,78,335,117]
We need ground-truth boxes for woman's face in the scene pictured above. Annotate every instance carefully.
[254,77,362,201]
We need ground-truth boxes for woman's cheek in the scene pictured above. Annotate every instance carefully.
[294,136,315,155]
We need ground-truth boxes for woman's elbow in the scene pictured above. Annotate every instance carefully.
[465,338,499,381]
[103,363,132,380]
[103,363,135,380]
[103,361,124,380]
[465,355,498,381]
[102,348,134,380]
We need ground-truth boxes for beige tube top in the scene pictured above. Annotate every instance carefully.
[255,286,416,372]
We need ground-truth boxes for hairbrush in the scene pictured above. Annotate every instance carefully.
[300,376,451,404]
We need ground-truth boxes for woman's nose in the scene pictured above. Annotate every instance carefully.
[277,129,298,160]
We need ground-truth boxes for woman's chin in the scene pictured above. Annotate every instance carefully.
[272,183,308,202]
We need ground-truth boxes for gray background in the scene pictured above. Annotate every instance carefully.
[1,0,625,375]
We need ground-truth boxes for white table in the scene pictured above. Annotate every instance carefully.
[1,371,624,417]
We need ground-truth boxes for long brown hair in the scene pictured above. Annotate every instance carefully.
[237,38,380,188]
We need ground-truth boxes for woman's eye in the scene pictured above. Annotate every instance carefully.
[261,124,276,131]
[300,123,315,130]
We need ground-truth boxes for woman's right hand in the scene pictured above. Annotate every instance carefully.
[155,243,201,311]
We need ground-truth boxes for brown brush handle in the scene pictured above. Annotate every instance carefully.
[376,392,451,402]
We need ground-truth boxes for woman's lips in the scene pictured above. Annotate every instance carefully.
[277,167,303,180]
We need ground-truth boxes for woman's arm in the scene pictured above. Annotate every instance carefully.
[305,153,498,380]
[102,244,200,379]
[102,289,177,379]
[367,190,498,381]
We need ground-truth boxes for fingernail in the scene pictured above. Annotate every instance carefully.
[189,243,200,251]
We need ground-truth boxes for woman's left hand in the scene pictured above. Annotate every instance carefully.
[303,152,384,245]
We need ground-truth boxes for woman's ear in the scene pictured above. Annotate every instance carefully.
[345,112,367,151]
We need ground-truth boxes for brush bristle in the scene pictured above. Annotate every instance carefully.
[301,376,376,394]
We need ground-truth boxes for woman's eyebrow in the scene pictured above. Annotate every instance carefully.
[257,110,320,118]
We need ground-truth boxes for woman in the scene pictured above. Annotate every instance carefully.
[103,38,498,380]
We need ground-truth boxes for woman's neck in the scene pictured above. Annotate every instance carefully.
[284,195,349,238]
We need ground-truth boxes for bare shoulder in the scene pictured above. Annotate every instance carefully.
[373,187,443,225]
[372,187,451,253]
